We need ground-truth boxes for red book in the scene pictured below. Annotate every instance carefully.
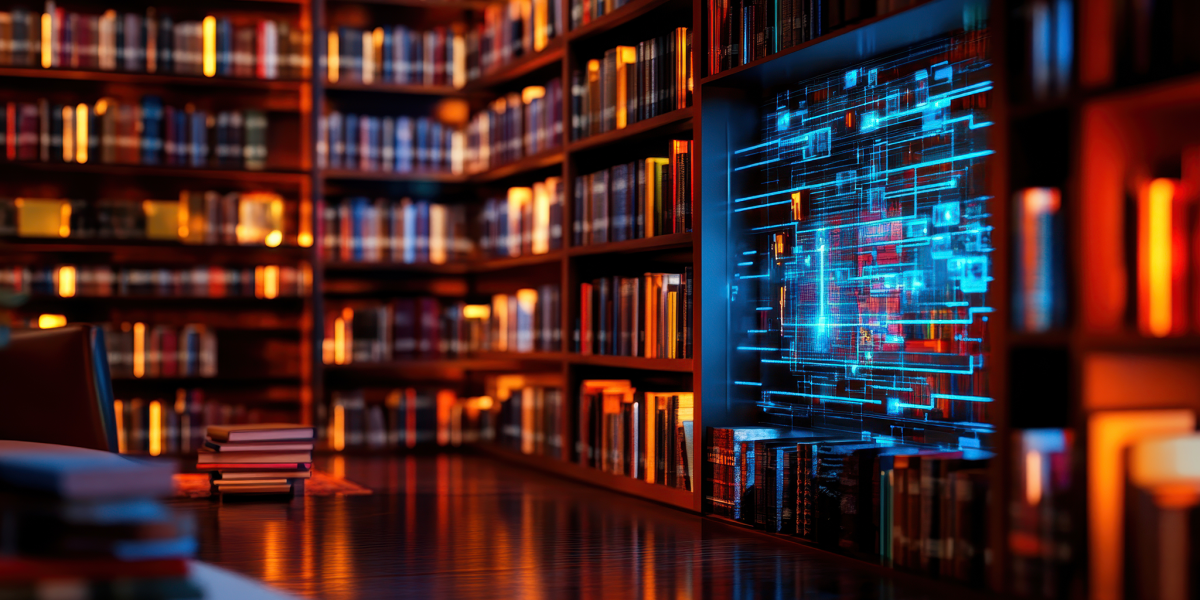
[580,282,593,355]
[194,462,312,470]
[160,327,178,378]
[0,558,188,583]
[6,102,15,160]
[17,103,38,161]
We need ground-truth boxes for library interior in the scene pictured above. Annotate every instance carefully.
[0,0,1197,598]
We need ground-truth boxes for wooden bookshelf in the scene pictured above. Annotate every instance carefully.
[0,67,308,90]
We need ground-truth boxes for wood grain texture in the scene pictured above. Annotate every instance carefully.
[170,454,985,599]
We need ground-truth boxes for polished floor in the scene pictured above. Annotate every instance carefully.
[173,453,983,599]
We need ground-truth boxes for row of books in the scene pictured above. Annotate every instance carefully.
[572,140,693,246]
[324,25,463,88]
[569,0,635,30]
[327,388,481,449]
[570,28,692,140]
[1,98,269,170]
[114,389,298,455]
[578,269,693,359]
[0,442,198,597]
[707,0,903,74]
[0,192,287,247]
[15,6,304,79]
[496,385,564,459]
[707,426,993,582]
[1112,0,1200,84]
[322,287,562,364]
[197,424,314,496]
[464,78,563,173]
[576,381,694,489]
[317,112,461,174]
[467,0,563,83]
[0,264,310,298]
[102,322,217,379]
[319,197,471,264]
[1009,428,1072,599]
[477,177,564,258]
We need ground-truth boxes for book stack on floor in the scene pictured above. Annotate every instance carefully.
[196,424,315,497]
[0,442,200,599]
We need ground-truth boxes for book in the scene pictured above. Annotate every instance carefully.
[0,444,174,499]
[195,450,312,464]
[206,424,315,443]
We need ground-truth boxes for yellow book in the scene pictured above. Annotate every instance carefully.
[532,0,548,52]
[645,158,668,237]
[429,203,447,265]
[531,181,550,255]
[143,200,180,241]
[15,198,69,238]
[361,30,375,84]
[614,46,636,129]
[666,290,677,360]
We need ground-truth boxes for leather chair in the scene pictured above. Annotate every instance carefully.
[0,324,118,452]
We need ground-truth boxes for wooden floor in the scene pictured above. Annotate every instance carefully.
[172,453,980,600]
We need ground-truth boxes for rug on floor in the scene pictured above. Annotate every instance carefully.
[173,471,373,499]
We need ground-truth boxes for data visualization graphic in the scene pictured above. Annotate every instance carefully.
[730,32,995,450]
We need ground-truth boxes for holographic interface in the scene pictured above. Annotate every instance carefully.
[730,32,994,450]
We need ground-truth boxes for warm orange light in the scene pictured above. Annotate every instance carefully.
[132,322,146,378]
[148,401,162,456]
[61,105,74,162]
[1025,450,1042,505]
[265,230,283,248]
[521,85,545,105]
[790,191,804,221]
[113,400,126,453]
[75,104,88,163]
[614,47,636,128]
[327,31,339,83]
[38,314,67,328]
[59,202,71,238]
[476,396,494,411]
[361,30,375,84]
[332,403,346,451]
[436,390,456,446]
[1087,410,1195,600]
[263,265,279,299]
[41,13,51,68]
[462,304,490,319]
[493,295,509,352]
[333,317,347,365]
[532,182,550,255]
[1143,178,1175,337]
[429,204,447,265]
[298,200,313,247]
[94,99,108,116]
[57,265,75,297]
[202,17,216,77]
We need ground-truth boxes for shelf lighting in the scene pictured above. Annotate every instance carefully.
[132,322,146,378]
[148,401,162,456]
[327,32,339,83]
[37,314,66,329]
[75,104,88,163]
[202,16,216,77]
[57,265,75,297]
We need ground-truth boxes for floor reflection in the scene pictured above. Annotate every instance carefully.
[175,454,971,600]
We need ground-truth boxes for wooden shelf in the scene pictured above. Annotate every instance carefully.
[469,149,564,183]
[324,355,561,379]
[0,239,313,257]
[320,168,468,184]
[565,0,679,44]
[700,0,938,86]
[473,442,696,511]
[112,376,301,385]
[1074,333,1200,353]
[461,39,565,92]
[326,0,492,7]
[323,251,562,275]
[567,107,693,154]
[567,354,693,372]
[0,67,307,90]
[0,161,309,185]
[324,80,469,96]
[567,232,693,257]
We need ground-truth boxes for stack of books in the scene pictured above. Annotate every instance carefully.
[466,0,563,81]
[195,424,315,496]
[317,111,462,174]
[0,264,310,298]
[464,79,564,172]
[577,268,693,358]
[573,381,694,489]
[325,25,465,88]
[572,140,692,245]
[0,442,200,598]
[319,197,473,265]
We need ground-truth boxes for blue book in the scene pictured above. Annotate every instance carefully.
[350,197,368,261]
[189,110,207,168]
[328,112,343,169]
[415,117,429,170]
[429,121,442,171]
[395,116,413,172]
[381,28,394,82]
[217,18,233,76]
[344,113,359,167]
[611,163,628,242]
[0,445,175,499]
[140,96,163,165]
[110,535,197,561]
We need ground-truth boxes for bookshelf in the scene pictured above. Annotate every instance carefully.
[0,0,319,456]
[8,0,1196,596]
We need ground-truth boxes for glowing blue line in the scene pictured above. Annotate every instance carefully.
[738,346,780,351]
[755,307,773,311]
[870,385,914,392]
[733,199,792,213]
[742,250,757,255]
[766,391,882,405]
[737,261,755,266]
[747,329,770,333]
[734,141,772,155]
[734,158,782,171]
[734,381,763,386]
[931,393,993,403]
[741,274,768,279]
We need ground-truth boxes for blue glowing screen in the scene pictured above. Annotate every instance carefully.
[730,32,994,450]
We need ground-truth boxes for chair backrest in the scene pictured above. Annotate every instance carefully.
[0,324,118,452]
